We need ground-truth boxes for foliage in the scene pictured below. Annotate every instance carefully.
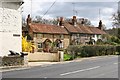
[64,54,72,61]
[66,45,119,58]
[22,36,35,52]
[111,36,120,44]
[102,33,120,45]
[96,39,104,45]
[33,16,58,25]
[116,46,120,55]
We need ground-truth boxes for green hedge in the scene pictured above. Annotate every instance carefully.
[66,45,120,58]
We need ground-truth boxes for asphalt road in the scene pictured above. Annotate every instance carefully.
[2,55,119,78]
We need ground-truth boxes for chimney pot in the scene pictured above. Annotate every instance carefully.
[60,17,64,21]
[26,14,32,26]
[98,20,103,30]
[59,17,64,26]
[72,16,77,26]
[73,16,76,19]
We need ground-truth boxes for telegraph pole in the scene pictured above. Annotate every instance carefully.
[72,2,75,15]
[99,8,101,20]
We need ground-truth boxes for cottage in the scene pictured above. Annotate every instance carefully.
[23,15,106,53]
[63,16,106,45]
[25,15,70,53]
[0,0,24,56]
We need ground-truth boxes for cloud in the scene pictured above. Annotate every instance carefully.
[22,1,118,29]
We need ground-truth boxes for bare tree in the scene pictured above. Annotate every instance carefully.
[112,11,120,28]
[112,11,120,39]
[78,18,92,26]
[33,16,58,25]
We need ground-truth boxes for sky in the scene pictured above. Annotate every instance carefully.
[22,0,119,29]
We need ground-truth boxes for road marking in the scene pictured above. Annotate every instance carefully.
[114,62,120,64]
[114,62,119,64]
[60,66,100,76]
[44,77,47,79]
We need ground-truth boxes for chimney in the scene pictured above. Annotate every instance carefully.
[26,14,32,26]
[72,16,77,26]
[59,17,64,27]
[57,17,60,26]
[98,20,103,30]
[81,18,85,26]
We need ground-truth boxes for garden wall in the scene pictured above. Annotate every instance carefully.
[1,56,24,66]
[28,52,60,62]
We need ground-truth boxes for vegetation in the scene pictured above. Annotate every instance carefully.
[65,45,120,60]
[64,54,72,61]
[112,11,120,28]
[22,36,35,52]
[32,16,58,25]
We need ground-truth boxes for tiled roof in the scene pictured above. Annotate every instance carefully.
[30,23,68,34]
[64,22,106,34]
[29,22,106,35]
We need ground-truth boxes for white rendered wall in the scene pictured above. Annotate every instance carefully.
[92,35,97,41]
[0,3,22,56]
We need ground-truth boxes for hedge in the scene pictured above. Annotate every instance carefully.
[66,45,120,58]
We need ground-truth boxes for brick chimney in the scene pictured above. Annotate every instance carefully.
[26,14,32,26]
[59,17,64,27]
[98,20,103,30]
[72,16,77,26]
[81,18,85,26]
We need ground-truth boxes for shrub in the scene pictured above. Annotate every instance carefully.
[67,45,82,59]
[64,54,72,61]
[22,36,35,52]
[96,39,104,45]
[116,46,120,55]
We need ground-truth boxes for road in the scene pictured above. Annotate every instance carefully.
[2,55,119,78]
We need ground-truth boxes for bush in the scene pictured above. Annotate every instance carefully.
[66,45,82,59]
[64,54,72,61]
[22,36,35,52]
[96,39,104,45]
[116,46,120,55]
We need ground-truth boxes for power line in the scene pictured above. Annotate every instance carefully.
[42,0,57,19]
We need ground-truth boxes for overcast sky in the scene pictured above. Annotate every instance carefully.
[22,0,119,29]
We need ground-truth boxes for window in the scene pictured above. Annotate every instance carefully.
[38,43,43,48]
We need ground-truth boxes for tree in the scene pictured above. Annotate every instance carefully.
[33,16,58,25]
[112,11,120,28]
[79,18,92,26]
[33,16,43,23]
